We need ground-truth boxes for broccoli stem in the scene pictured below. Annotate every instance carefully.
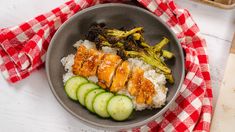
[140,55,171,74]
[164,74,174,84]
[123,27,143,37]
[162,50,174,59]
[106,27,143,39]
[115,42,124,47]
[126,51,171,74]
[153,37,169,52]
[101,41,112,47]
[144,45,168,67]
[140,42,150,48]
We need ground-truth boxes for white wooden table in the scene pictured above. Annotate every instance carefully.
[0,0,234,131]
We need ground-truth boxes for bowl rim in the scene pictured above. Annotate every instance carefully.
[46,3,185,130]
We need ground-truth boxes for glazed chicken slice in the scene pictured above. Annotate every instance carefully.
[72,45,88,75]
[97,54,122,89]
[140,77,156,105]
[79,48,103,77]
[110,61,130,92]
[127,67,143,98]
[128,67,155,105]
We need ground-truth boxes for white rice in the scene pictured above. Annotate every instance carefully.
[127,58,152,71]
[61,54,75,83]
[152,89,167,108]
[63,72,74,83]
[87,76,98,83]
[117,89,133,99]
[73,40,96,49]
[144,70,166,86]
[62,39,168,111]
[101,46,117,54]
[61,54,74,72]
[132,100,149,111]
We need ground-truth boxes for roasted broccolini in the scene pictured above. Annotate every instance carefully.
[86,24,175,83]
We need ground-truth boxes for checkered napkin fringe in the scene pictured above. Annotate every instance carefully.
[0,0,213,131]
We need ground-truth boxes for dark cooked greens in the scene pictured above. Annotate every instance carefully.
[86,24,175,84]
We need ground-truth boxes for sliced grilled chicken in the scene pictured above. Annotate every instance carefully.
[128,67,155,104]
[110,61,130,92]
[72,44,159,106]
[140,77,155,105]
[79,48,103,77]
[72,45,88,75]
[97,54,122,89]
[127,67,143,99]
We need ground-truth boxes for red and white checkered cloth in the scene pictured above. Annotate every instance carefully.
[0,0,213,131]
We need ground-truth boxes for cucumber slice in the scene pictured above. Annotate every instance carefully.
[77,83,99,106]
[65,76,88,100]
[85,88,105,113]
[93,92,114,118]
[107,95,133,121]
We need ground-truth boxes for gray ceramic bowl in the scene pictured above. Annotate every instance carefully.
[46,3,185,130]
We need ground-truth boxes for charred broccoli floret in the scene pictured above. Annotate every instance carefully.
[86,24,106,42]
[94,35,111,50]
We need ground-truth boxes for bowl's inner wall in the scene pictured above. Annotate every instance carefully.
[47,4,183,128]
